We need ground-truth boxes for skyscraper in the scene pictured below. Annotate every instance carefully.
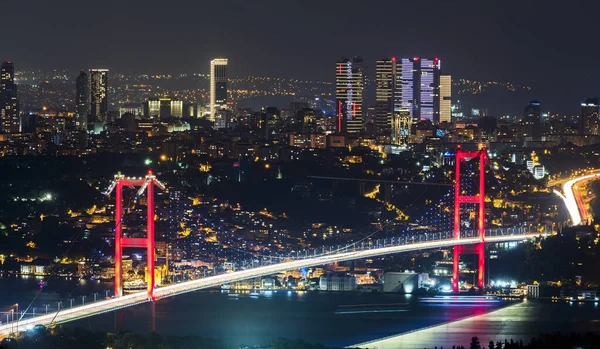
[439,75,452,123]
[400,58,416,120]
[0,61,19,134]
[580,98,600,135]
[375,58,400,131]
[523,100,541,123]
[89,69,108,123]
[420,58,441,122]
[522,100,541,139]
[399,58,441,123]
[210,58,228,122]
[336,57,364,133]
[75,70,89,130]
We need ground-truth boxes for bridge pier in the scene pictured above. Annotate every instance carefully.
[452,243,485,292]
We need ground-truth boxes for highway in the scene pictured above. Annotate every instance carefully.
[554,172,600,225]
[0,228,540,339]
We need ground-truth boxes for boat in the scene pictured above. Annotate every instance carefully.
[249,291,261,297]
[228,293,240,298]
[123,279,147,293]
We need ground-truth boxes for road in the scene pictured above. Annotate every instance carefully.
[554,172,600,225]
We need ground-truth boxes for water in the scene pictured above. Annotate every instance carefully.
[2,276,600,348]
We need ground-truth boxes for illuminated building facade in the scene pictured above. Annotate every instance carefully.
[0,61,19,133]
[89,69,108,123]
[75,70,89,130]
[210,58,228,123]
[375,58,401,131]
[336,57,364,133]
[439,74,452,123]
[391,109,412,145]
[400,58,441,123]
[145,97,183,118]
[580,98,600,135]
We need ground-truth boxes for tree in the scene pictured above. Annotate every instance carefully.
[470,337,481,349]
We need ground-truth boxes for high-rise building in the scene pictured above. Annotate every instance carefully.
[399,58,441,123]
[439,75,452,123]
[375,58,401,131]
[75,70,89,130]
[420,58,441,123]
[89,69,108,123]
[580,98,600,135]
[210,58,228,122]
[336,57,364,133]
[391,109,412,146]
[0,61,19,134]
[145,97,183,118]
[523,100,541,123]
[521,100,542,139]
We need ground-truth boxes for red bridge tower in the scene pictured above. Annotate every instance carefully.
[105,171,165,299]
[453,147,488,293]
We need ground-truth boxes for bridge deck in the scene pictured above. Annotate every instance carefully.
[0,233,541,339]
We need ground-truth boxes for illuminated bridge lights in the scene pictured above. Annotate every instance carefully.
[0,228,540,339]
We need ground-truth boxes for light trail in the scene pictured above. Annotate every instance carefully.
[555,173,600,225]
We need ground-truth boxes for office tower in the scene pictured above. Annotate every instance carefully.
[521,100,541,139]
[89,69,108,123]
[296,108,316,133]
[0,61,19,134]
[399,57,441,123]
[210,58,228,122]
[391,109,412,146]
[523,100,540,123]
[75,70,89,130]
[420,58,441,122]
[439,75,452,123]
[375,58,400,131]
[145,97,183,118]
[580,98,600,135]
[335,57,364,133]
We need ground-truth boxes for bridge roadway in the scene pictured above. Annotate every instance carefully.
[0,231,541,338]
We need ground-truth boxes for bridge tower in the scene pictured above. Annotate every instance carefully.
[106,171,165,299]
[453,147,487,293]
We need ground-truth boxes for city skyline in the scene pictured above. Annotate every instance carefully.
[4,1,600,115]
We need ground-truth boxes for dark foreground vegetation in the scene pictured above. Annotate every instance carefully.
[2,328,600,349]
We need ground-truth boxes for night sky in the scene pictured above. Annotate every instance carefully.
[5,0,600,115]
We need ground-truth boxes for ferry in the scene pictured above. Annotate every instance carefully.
[123,279,147,293]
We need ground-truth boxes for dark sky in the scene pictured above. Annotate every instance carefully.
[5,0,600,114]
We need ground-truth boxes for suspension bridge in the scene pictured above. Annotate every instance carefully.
[0,147,546,338]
